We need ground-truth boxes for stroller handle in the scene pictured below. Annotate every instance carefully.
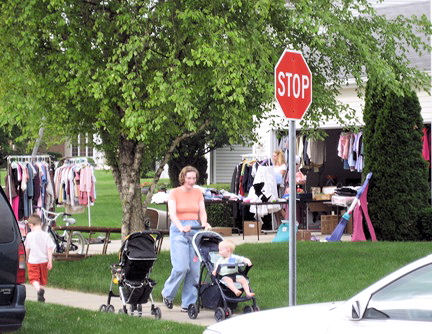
[181,226,205,232]
[190,226,205,230]
[140,230,163,241]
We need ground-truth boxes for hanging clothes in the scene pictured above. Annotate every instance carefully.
[246,165,280,218]
[307,139,326,168]
[54,163,96,207]
[5,157,53,220]
[422,127,431,162]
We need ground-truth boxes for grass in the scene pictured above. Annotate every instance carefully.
[48,241,432,310]
[18,301,204,334]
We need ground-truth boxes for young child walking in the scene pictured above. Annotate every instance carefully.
[24,213,55,302]
[212,240,255,298]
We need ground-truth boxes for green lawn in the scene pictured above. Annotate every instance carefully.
[19,301,204,334]
[48,241,432,310]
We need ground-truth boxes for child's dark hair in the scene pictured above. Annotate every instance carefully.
[28,213,42,226]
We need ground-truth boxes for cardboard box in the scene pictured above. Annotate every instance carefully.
[312,193,332,201]
[321,215,339,234]
[296,229,312,241]
[212,227,232,237]
[321,214,353,234]
[346,217,353,234]
[308,202,329,212]
[311,187,321,197]
[243,220,262,236]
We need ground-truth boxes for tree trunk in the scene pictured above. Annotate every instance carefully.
[105,120,211,238]
[111,137,145,238]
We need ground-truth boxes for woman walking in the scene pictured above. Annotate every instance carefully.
[161,166,211,311]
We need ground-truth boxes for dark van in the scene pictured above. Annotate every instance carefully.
[0,186,26,331]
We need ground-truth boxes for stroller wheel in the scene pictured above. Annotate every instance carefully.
[99,304,107,312]
[152,306,162,319]
[214,307,226,322]
[106,305,115,313]
[243,305,253,313]
[225,307,232,318]
[187,304,199,319]
[253,305,260,312]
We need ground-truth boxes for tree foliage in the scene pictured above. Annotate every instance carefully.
[363,77,429,241]
[0,0,430,234]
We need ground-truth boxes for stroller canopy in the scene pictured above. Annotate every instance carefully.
[121,231,159,261]
[192,231,223,263]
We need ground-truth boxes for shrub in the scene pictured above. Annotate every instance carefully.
[363,77,429,240]
[207,202,233,227]
[207,183,230,191]
[417,207,432,241]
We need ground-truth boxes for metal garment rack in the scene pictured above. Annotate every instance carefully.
[6,155,52,214]
[62,157,93,227]
[241,154,269,161]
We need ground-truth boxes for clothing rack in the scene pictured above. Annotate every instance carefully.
[59,157,94,227]
[241,154,268,161]
[64,157,89,164]
[6,155,52,209]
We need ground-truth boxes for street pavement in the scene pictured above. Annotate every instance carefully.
[26,231,351,327]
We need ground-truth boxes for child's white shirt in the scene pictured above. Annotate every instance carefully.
[214,254,246,276]
[24,230,55,264]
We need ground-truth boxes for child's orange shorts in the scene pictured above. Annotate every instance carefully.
[27,262,48,286]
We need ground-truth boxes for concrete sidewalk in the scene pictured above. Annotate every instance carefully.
[85,231,350,255]
[25,284,217,327]
[86,232,279,255]
[27,233,279,327]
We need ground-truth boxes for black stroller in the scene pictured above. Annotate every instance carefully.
[99,231,163,318]
[187,231,259,322]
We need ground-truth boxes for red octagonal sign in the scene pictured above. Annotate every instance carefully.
[275,50,312,120]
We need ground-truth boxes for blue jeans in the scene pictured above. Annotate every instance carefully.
[162,220,201,308]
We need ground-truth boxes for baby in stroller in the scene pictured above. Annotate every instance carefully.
[212,240,255,298]
[188,231,259,322]
[99,231,163,319]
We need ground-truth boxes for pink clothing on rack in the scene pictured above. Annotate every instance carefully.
[337,134,350,160]
[78,166,95,205]
[352,185,377,242]
[12,196,19,220]
[79,166,92,193]
[422,128,430,162]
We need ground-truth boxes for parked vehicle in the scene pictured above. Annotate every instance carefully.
[204,253,432,334]
[0,187,26,332]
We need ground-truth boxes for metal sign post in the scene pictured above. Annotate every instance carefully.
[288,120,297,306]
[275,49,312,306]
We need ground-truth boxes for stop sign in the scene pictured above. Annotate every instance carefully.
[274,50,312,120]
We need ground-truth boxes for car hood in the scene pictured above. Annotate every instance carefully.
[204,302,345,334]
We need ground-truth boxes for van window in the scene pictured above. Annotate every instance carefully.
[0,196,16,243]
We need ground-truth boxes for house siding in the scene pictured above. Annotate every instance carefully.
[210,145,252,184]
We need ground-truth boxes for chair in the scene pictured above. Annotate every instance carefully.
[145,208,169,230]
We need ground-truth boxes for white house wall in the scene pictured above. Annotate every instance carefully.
[210,145,253,184]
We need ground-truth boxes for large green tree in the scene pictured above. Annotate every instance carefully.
[363,77,429,240]
[0,0,430,235]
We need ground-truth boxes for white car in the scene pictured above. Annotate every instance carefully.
[204,254,432,333]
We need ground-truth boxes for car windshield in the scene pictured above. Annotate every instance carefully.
[366,263,432,322]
